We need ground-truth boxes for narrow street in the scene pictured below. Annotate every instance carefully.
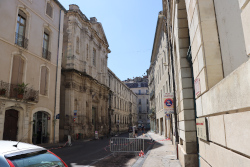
[50,132,152,166]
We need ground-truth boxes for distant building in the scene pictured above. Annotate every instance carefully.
[108,69,137,133]
[124,77,150,129]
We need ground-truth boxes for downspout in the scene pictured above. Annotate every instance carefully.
[54,9,62,143]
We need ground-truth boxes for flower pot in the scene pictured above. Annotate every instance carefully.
[17,94,23,99]
[0,90,6,96]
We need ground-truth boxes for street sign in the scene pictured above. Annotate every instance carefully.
[95,131,98,139]
[196,117,208,141]
[163,93,174,114]
[74,110,77,118]
[195,78,201,96]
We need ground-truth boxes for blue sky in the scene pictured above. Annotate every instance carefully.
[59,0,162,81]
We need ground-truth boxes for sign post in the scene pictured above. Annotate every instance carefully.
[163,93,174,114]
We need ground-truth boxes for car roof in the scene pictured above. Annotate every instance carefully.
[0,140,45,155]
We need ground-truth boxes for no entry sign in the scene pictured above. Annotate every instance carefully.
[163,93,174,114]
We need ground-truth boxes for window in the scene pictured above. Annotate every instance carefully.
[138,90,141,95]
[15,10,27,48]
[40,66,49,96]
[139,116,142,119]
[147,99,149,104]
[76,37,79,53]
[11,55,24,85]
[139,106,142,113]
[92,48,96,66]
[42,31,50,60]
[139,99,141,105]
[46,2,53,18]
[147,106,149,112]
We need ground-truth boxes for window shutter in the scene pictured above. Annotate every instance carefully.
[40,67,46,95]
[11,56,24,85]
[46,3,53,18]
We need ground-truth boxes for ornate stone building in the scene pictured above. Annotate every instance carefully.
[108,69,137,133]
[60,5,111,140]
[124,77,150,129]
[0,0,65,144]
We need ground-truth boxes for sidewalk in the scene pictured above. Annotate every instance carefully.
[141,132,181,167]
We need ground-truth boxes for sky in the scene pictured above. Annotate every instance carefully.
[59,0,162,81]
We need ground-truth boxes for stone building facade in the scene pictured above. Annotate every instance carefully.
[124,77,150,129]
[149,0,250,166]
[108,69,137,133]
[60,5,111,140]
[0,0,65,144]
[147,66,156,132]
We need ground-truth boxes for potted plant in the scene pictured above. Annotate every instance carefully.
[0,88,6,96]
[14,83,28,99]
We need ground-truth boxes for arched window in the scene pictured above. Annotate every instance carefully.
[42,28,50,61]
[40,66,49,96]
[15,10,27,48]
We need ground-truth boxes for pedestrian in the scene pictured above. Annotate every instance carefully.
[135,127,138,138]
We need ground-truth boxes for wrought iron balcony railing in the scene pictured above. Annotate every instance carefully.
[42,48,51,61]
[0,81,39,103]
[15,32,28,49]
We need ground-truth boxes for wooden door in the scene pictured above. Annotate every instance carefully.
[3,110,18,141]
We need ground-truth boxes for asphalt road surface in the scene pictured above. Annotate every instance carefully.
[50,132,152,167]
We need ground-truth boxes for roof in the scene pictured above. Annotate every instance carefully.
[125,82,148,88]
[0,140,44,155]
[53,0,67,12]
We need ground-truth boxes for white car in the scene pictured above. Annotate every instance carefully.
[0,140,67,167]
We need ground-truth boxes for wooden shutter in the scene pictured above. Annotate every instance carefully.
[11,56,24,85]
[46,3,53,18]
[40,67,47,95]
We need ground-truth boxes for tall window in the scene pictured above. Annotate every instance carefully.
[139,99,141,105]
[139,106,142,113]
[40,66,49,96]
[15,10,27,48]
[11,55,24,85]
[46,2,53,18]
[138,90,141,95]
[92,48,96,66]
[42,32,50,60]
[147,99,149,104]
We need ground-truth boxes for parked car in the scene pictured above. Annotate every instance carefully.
[0,140,68,167]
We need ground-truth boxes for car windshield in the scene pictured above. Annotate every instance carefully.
[8,151,64,167]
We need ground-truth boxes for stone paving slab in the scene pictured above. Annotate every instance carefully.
[141,132,181,167]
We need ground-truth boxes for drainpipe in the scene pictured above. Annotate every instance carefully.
[169,34,179,159]
[54,9,62,143]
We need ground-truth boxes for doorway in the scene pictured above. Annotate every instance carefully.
[33,111,49,144]
[92,107,96,131]
[3,109,19,141]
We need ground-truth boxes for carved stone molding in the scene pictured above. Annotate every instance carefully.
[26,105,32,117]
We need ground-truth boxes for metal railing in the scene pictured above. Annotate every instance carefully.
[110,137,144,153]
[0,81,39,103]
[42,47,51,61]
[15,32,28,49]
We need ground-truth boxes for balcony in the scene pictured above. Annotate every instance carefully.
[0,81,39,103]
[15,32,28,49]
[42,48,51,61]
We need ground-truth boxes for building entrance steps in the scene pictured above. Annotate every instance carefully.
[140,132,181,167]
